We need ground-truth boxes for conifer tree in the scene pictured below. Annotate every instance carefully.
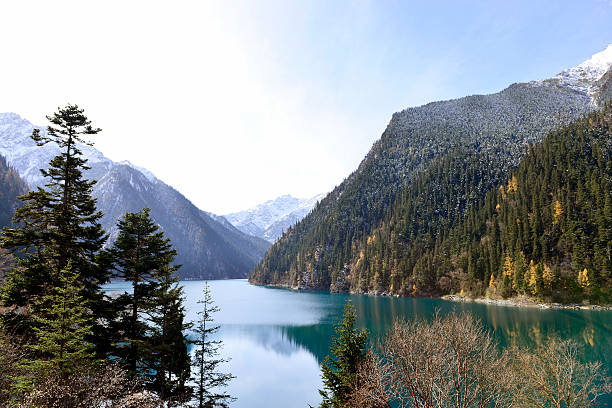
[318,301,368,408]
[111,207,178,379]
[1,104,109,344]
[24,262,94,380]
[192,281,234,408]
[145,261,192,405]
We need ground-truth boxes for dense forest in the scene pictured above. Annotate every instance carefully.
[352,104,612,303]
[251,85,612,304]
[0,155,27,230]
[0,155,27,280]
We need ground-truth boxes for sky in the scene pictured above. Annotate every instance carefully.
[0,0,611,214]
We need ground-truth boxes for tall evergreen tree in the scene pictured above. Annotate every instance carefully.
[111,207,177,378]
[192,281,234,408]
[23,262,94,380]
[145,261,192,405]
[318,301,368,408]
[0,104,109,343]
[111,207,192,405]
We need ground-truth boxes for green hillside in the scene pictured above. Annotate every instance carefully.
[251,81,612,304]
[0,155,27,229]
[427,104,612,303]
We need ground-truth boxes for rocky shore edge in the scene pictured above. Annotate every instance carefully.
[442,294,612,311]
[252,281,612,311]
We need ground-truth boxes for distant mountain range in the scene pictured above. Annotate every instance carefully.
[250,44,612,301]
[224,194,325,242]
[0,114,270,279]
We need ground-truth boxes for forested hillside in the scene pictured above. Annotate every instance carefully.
[0,155,27,229]
[251,59,612,304]
[0,155,27,279]
[251,82,593,289]
[427,104,612,303]
[347,103,612,304]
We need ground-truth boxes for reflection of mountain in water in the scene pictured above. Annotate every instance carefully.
[209,324,334,363]
[259,294,612,369]
[186,321,335,364]
[279,324,335,363]
[105,280,612,408]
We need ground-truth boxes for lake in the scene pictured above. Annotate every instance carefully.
[103,279,612,407]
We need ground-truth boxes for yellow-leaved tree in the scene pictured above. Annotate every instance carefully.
[527,261,538,295]
[488,273,497,294]
[552,200,564,225]
[542,264,554,290]
[577,268,590,288]
[507,175,518,193]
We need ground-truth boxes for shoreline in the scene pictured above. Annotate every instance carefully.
[251,281,612,311]
[441,294,612,311]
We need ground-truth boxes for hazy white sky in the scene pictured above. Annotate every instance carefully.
[1,0,611,213]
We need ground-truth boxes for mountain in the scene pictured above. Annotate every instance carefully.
[0,154,27,279]
[0,113,270,279]
[250,44,612,301]
[542,44,612,100]
[0,154,28,230]
[431,104,612,303]
[224,193,325,242]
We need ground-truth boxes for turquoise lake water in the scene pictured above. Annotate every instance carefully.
[103,279,612,407]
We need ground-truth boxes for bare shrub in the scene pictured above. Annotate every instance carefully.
[349,312,520,408]
[512,338,612,408]
[349,350,391,408]
[0,332,28,405]
[19,362,163,408]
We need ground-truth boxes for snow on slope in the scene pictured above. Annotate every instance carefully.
[0,112,113,187]
[224,193,325,243]
[553,44,612,93]
[118,160,158,183]
[0,112,269,279]
[535,44,612,103]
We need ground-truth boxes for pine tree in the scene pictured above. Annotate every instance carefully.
[111,207,193,404]
[145,261,192,405]
[0,104,109,346]
[111,207,178,378]
[318,301,368,408]
[23,262,94,380]
[192,281,235,408]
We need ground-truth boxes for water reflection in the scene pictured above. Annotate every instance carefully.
[103,279,612,408]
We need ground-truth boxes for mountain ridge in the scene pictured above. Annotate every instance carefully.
[0,113,270,279]
[224,193,325,242]
[250,44,612,300]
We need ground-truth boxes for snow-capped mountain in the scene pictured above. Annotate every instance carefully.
[536,44,612,104]
[251,44,612,291]
[224,193,325,242]
[0,113,270,279]
[0,112,112,187]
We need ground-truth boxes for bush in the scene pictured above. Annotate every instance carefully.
[349,313,611,408]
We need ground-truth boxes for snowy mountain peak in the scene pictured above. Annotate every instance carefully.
[224,193,325,242]
[579,44,612,73]
[118,160,158,183]
[0,112,112,187]
[551,43,612,96]
[0,112,268,279]
[0,112,24,121]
